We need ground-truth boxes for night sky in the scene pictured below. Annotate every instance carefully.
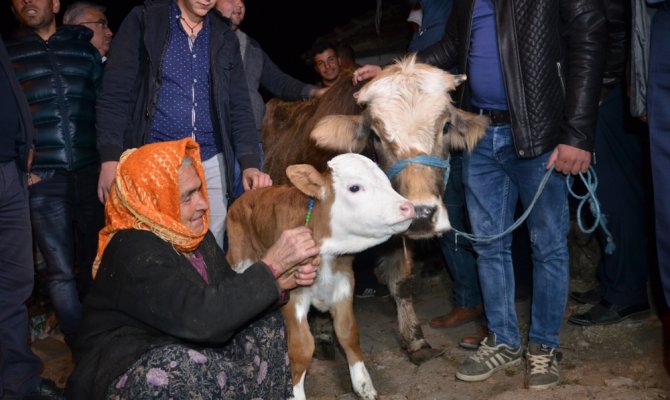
[1,0,383,83]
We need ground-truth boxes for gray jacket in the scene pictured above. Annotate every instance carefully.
[630,0,657,117]
[236,30,315,132]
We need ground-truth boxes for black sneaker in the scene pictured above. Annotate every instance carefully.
[568,300,650,326]
[525,342,561,390]
[455,333,522,382]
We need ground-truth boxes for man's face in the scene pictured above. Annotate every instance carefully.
[178,0,216,19]
[216,0,244,29]
[74,8,113,57]
[11,0,59,32]
[178,164,209,234]
[313,48,340,86]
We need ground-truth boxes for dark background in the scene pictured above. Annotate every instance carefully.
[1,0,385,83]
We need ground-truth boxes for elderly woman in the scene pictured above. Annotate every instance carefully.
[67,138,319,399]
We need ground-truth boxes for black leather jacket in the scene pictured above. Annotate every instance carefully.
[418,0,608,158]
[7,25,102,170]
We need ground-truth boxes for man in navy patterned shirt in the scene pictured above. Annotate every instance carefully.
[96,0,271,248]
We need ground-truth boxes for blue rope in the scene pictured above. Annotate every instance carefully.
[385,155,615,254]
[566,169,616,254]
[386,155,451,187]
[450,166,616,255]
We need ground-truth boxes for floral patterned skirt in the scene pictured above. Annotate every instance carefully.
[107,311,292,400]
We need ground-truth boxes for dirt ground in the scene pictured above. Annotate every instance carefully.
[35,233,670,399]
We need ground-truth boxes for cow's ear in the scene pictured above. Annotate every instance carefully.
[311,115,370,153]
[443,108,489,152]
[286,164,328,200]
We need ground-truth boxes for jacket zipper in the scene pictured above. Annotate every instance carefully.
[556,61,566,98]
[46,39,74,169]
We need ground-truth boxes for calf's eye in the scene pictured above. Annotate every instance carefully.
[349,185,360,193]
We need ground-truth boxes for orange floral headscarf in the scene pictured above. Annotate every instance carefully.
[92,138,210,278]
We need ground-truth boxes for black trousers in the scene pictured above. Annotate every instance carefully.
[0,160,42,398]
[593,85,651,306]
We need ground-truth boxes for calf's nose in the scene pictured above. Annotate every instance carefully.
[400,201,416,219]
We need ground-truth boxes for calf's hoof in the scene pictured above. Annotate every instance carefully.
[408,347,445,365]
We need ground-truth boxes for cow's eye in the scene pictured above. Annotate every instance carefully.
[349,185,360,193]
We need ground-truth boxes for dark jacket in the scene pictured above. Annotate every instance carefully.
[0,35,33,171]
[6,25,102,171]
[601,0,627,98]
[418,0,608,158]
[96,0,259,196]
[67,229,284,399]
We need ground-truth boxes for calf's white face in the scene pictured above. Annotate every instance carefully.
[316,154,414,255]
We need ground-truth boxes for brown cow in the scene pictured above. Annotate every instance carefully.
[262,55,489,364]
[226,153,416,400]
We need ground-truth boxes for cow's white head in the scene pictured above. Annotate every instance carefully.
[310,55,489,239]
[286,153,415,255]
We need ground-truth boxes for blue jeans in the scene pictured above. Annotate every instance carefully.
[438,153,481,309]
[29,165,103,346]
[463,124,569,349]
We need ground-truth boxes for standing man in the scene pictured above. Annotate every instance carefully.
[354,0,607,389]
[7,0,103,349]
[307,40,341,88]
[419,0,606,389]
[96,0,270,249]
[63,1,113,60]
[568,0,653,327]
[647,0,670,309]
[215,0,324,197]
[0,34,64,400]
[407,0,486,347]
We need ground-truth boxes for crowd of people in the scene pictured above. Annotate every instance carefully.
[0,0,668,398]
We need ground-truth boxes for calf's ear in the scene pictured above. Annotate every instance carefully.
[443,108,489,152]
[286,164,328,200]
[311,115,370,153]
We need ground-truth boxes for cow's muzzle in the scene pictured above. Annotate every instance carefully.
[407,205,437,234]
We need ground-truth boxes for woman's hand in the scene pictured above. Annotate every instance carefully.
[262,227,320,290]
[277,262,319,291]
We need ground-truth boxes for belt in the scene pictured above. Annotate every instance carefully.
[477,108,510,125]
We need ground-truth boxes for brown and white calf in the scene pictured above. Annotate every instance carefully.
[262,55,489,364]
[226,153,415,400]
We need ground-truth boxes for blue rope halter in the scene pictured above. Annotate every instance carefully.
[386,155,451,188]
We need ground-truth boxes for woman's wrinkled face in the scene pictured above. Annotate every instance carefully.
[178,164,208,234]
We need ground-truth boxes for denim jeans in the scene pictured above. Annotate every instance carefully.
[463,124,569,349]
[438,153,482,309]
[29,165,103,346]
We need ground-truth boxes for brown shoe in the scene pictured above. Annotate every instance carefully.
[459,326,488,350]
[429,305,483,329]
